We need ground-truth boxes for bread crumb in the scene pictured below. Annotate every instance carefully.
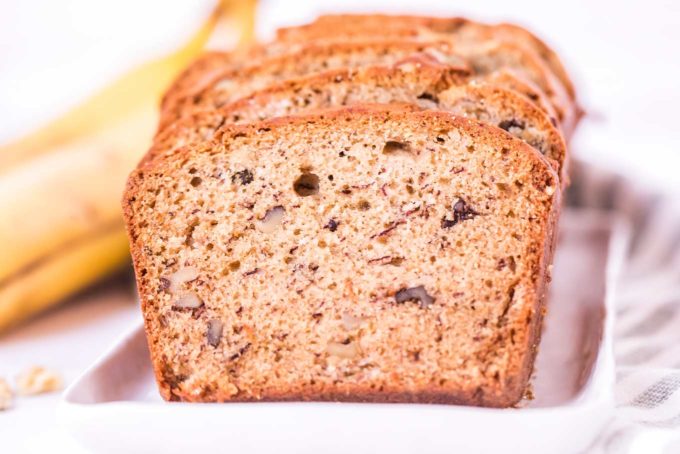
[16,366,63,396]
[0,378,13,410]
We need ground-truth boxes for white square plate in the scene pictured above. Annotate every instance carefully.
[59,210,627,454]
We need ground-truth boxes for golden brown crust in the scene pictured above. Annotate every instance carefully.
[516,159,562,403]
[173,383,518,408]
[483,69,558,122]
[161,16,579,135]
[494,22,576,99]
[273,15,579,136]
[437,83,568,182]
[123,105,560,407]
[166,40,574,138]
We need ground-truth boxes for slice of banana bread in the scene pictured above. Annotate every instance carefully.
[123,106,560,407]
[149,59,567,181]
[276,14,576,101]
[149,57,469,161]
[158,40,465,130]
[463,41,575,135]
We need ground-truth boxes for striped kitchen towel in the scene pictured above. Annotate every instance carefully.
[569,162,680,453]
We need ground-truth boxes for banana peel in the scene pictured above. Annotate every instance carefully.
[0,0,257,332]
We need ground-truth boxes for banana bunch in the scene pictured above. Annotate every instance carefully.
[0,0,257,332]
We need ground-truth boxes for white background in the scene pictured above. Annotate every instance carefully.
[0,0,679,452]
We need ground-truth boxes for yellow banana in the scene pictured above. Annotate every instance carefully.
[207,0,258,49]
[234,0,258,47]
[0,226,130,333]
[0,106,155,285]
[0,0,257,332]
[0,106,155,331]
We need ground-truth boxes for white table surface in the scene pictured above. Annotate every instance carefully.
[0,276,139,452]
[1,0,679,452]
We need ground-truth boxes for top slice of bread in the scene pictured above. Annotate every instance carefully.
[123,105,560,407]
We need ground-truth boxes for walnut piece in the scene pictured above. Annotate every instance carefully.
[258,206,285,233]
[0,378,13,410]
[207,319,223,347]
[498,118,526,132]
[293,173,320,196]
[341,313,364,330]
[172,291,204,309]
[16,366,63,396]
[231,169,254,185]
[382,140,412,155]
[327,341,359,359]
[416,92,439,109]
[395,285,435,308]
[163,266,199,293]
[324,218,339,232]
